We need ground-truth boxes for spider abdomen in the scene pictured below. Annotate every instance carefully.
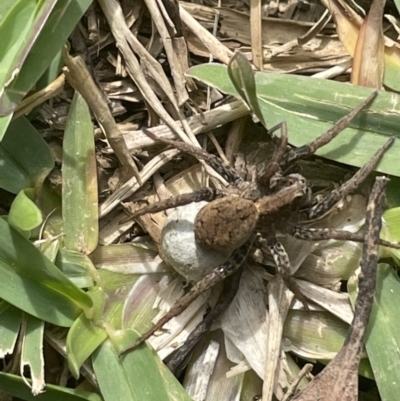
[194,197,259,252]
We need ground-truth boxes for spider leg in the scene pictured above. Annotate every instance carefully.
[267,236,310,309]
[119,187,224,223]
[306,137,394,219]
[267,236,292,274]
[121,236,255,353]
[167,266,244,376]
[288,225,400,249]
[258,121,288,187]
[282,91,377,167]
[291,177,388,401]
[143,128,242,185]
[256,173,307,215]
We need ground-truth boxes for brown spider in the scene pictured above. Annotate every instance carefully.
[121,91,397,367]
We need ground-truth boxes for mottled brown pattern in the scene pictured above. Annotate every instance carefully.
[195,197,259,251]
[121,93,398,369]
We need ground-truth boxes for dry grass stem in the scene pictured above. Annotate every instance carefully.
[250,0,263,69]
[14,74,66,119]
[62,49,141,183]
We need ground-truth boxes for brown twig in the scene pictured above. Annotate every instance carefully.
[292,176,388,401]
[62,47,141,184]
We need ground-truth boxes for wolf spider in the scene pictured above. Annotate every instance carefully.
[122,91,397,367]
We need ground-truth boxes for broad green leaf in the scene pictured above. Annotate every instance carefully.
[39,237,60,263]
[0,1,59,99]
[0,112,12,141]
[0,302,22,357]
[284,310,373,378]
[8,188,42,232]
[67,312,108,379]
[284,310,349,359]
[0,117,54,193]
[0,372,102,401]
[93,332,192,401]
[21,315,45,396]
[0,0,18,19]
[380,207,400,264]
[364,265,400,401]
[187,64,400,177]
[0,219,92,326]
[0,0,37,93]
[56,249,98,288]
[35,48,64,91]
[0,0,93,117]
[67,288,107,378]
[93,339,141,401]
[114,330,193,401]
[62,91,98,254]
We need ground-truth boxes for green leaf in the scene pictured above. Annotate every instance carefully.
[55,249,98,288]
[0,0,37,92]
[67,288,108,378]
[93,332,193,401]
[380,207,400,264]
[67,312,108,379]
[115,330,193,401]
[0,302,22,356]
[228,52,265,126]
[364,264,400,401]
[0,372,102,401]
[0,117,54,193]
[0,219,92,327]
[8,188,43,232]
[187,64,400,177]
[62,91,98,254]
[0,0,93,116]
[0,112,12,141]
[21,315,45,396]
[93,339,141,401]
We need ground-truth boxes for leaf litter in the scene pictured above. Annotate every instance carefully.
[15,0,400,400]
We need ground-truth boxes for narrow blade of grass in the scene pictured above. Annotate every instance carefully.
[21,315,45,395]
[0,372,102,401]
[62,91,98,254]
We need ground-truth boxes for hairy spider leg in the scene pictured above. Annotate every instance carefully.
[120,128,246,224]
[287,144,399,248]
[143,128,242,186]
[282,91,377,166]
[120,187,224,223]
[255,174,307,215]
[267,236,310,309]
[307,137,394,219]
[167,267,245,375]
[258,121,289,187]
[287,225,400,250]
[121,236,255,353]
